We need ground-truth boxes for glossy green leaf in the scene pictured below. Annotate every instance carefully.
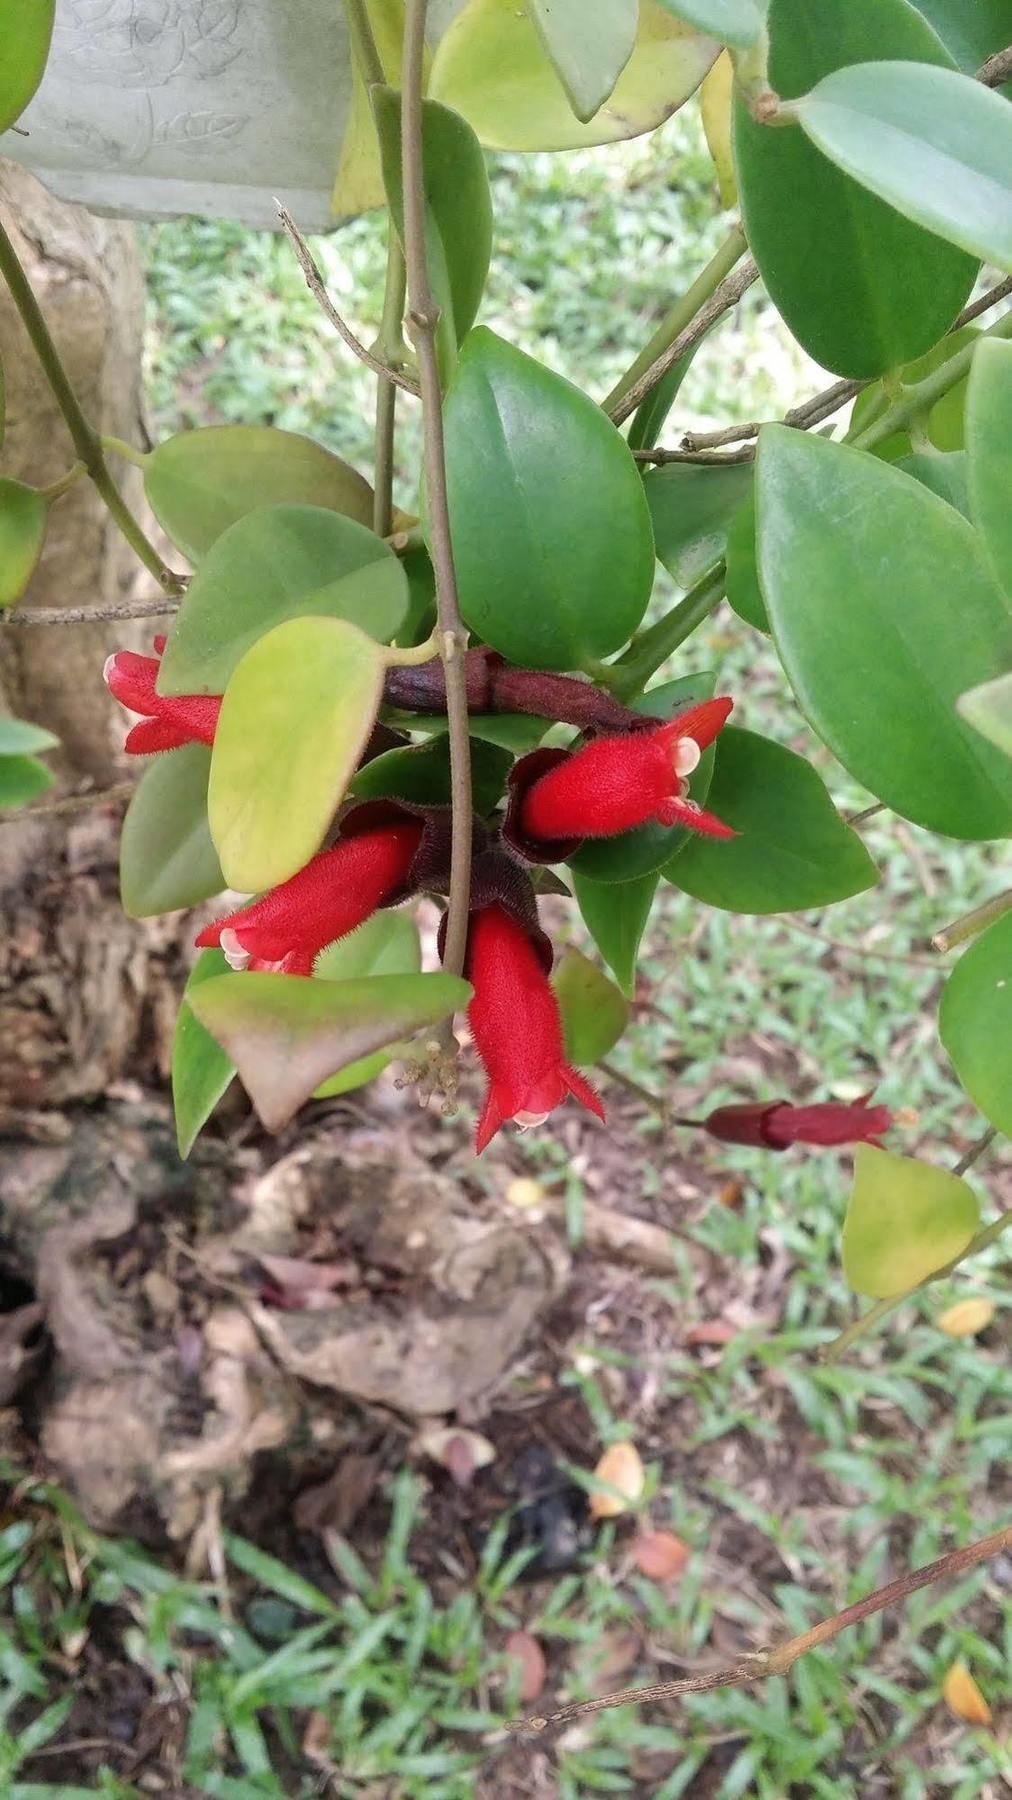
[553,947,630,1064]
[525,0,638,121]
[0,348,5,450]
[351,734,512,816]
[572,869,658,997]
[402,711,551,753]
[188,970,470,1131]
[0,717,57,756]
[895,450,970,518]
[172,950,237,1158]
[657,0,763,48]
[958,671,1012,757]
[374,87,492,380]
[966,338,1012,598]
[570,674,718,882]
[842,1145,980,1298]
[724,487,768,632]
[0,478,48,607]
[157,505,407,696]
[645,461,753,590]
[209,617,384,893]
[757,427,1012,839]
[733,0,976,378]
[313,911,422,1098]
[144,425,374,561]
[939,909,1012,1135]
[0,752,53,809]
[666,726,879,912]
[0,0,55,134]
[430,0,719,152]
[795,61,1012,272]
[120,744,224,919]
[910,0,1012,78]
[443,329,654,670]
[626,345,698,452]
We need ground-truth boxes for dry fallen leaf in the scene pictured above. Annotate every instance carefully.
[684,1320,737,1349]
[633,1529,690,1582]
[504,1629,546,1703]
[717,1177,745,1210]
[416,1425,496,1487]
[937,1297,996,1338]
[589,1441,645,1519]
[942,1660,992,1725]
[506,1177,544,1210]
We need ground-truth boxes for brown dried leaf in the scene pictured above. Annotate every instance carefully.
[684,1320,736,1348]
[589,1441,644,1519]
[257,1252,359,1309]
[942,1660,992,1725]
[936,1297,996,1338]
[504,1629,546,1703]
[416,1425,496,1487]
[717,1177,745,1210]
[633,1529,690,1582]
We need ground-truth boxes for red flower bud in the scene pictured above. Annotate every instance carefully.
[702,1094,893,1150]
[518,699,735,849]
[195,819,423,975]
[466,903,604,1153]
[104,637,221,754]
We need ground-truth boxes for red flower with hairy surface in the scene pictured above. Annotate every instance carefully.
[104,636,221,754]
[518,698,735,849]
[702,1094,893,1150]
[195,819,423,976]
[466,903,604,1153]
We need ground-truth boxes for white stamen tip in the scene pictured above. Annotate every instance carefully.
[220,928,251,972]
[673,736,701,778]
[102,654,118,684]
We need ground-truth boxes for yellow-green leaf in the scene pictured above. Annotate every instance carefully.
[939,909,1012,1136]
[842,1145,979,1299]
[332,0,430,219]
[553,947,630,1065]
[700,50,737,208]
[0,478,48,607]
[0,0,55,135]
[208,616,384,892]
[525,0,638,122]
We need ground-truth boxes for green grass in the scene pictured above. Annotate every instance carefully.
[6,90,1010,1800]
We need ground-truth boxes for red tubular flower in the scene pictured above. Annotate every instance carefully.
[195,819,423,975]
[519,698,735,848]
[104,636,221,754]
[702,1095,893,1150]
[466,903,604,1153]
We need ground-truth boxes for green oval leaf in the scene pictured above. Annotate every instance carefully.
[172,950,237,1158]
[157,505,407,696]
[848,325,980,459]
[895,450,970,518]
[430,0,718,151]
[569,674,718,882]
[966,338,1012,599]
[795,61,1012,272]
[733,0,976,378]
[553,947,630,1063]
[0,717,58,756]
[0,752,53,809]
[208,617,384,893]
[350,734,513,816]
[0,0,54,135]
[665,726,879,912]
[119,743,224,919]
[374,87,492,381]
[0,478,48,607]
[958,671,1012,757]
[313,910,422,1098]
[724,485,769,632]
[757,427,1012,839]
[525,0,639,121]
[572,869,659,997]
[842,1145,980,1298]
[657,0,763,49]
[644,461,753,590]
[144,425,375,561]
[443,329,654,670]
[910,0,1012,78]
[188,969,471,1132]
[939,909,1012,1136]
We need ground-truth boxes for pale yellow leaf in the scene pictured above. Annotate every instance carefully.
[942,1660,992,1725]
[937,1297,996,1337]
[700,50,737,210]
[589,1440,645,1518]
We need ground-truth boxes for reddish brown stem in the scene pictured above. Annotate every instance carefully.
[382,649,647,734]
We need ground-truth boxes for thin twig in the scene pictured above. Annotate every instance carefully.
[953,1125,998,1178]
[931,888,1012,954]
[978,44,1012,88]
[276,203,422,398]
[844,803,886,826]
[513,1524,1011,1730]
[632,444,757,466]
[3,596,179,628]
[607,258,760,428]
[0,781,135,823]
[401,0,472,978]
[778,915,939,969]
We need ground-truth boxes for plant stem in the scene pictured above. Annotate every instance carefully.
[342,0,385,85]
[401,0,472,978]
[610,563,726,701]
[514,1524,1012,1731]
[603,225,749,418]
[852,308,1012,454]
[0,219,182,594]
[383,630,440,666]
[373,236,408,538]
[276,204,420,396]
[932,888,1012,954]
[607,254,759,428]
[39,462,86,502]
[4,596,179,628]
[101,435,149,469]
